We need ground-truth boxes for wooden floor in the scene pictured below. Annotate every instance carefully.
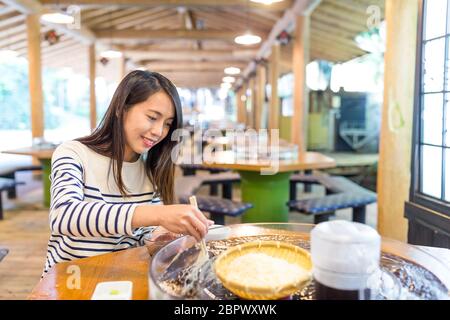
[0,172,49,300]
[0,171,377,300]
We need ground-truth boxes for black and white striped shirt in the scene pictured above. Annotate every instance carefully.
[43,140,161,275]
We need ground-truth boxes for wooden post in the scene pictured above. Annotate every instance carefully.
[236,86,246,125]
[121,55,127,79]
[241,82,248,127]
[255,64,266,130]
[377,0,419,241]
[248,77,255,129]
[269,43,280,131]
[26,14,44,140]
[291,15,310,152]
[89,44,97,131]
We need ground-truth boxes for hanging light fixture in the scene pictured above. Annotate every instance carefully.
[224,66,241,75]
[222,76,236,83]
[235,33,261,45]
[41,12,74,24]
[235,1,262,45]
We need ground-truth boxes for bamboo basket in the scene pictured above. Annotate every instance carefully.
[214,240,312,300]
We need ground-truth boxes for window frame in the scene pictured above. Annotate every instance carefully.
[410,0,450,217]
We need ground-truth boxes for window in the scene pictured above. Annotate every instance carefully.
[411,0,450,215]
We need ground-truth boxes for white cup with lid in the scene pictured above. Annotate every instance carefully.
[311,220,381,299]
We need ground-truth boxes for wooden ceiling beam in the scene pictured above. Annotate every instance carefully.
[325,0,372,15]
[0,13,25,30]
[312,11,368,33]
[114,42,258,51]
[311,29,365,54]
[94,29,264,41]
[40,0,293,11]
[83,8,140,28]
[89,8,158,29]
[311,20,360,40]
[144,61,247,72]
[239,0,323,85]
[219,8,276,30]
[133,10,179,30]
[125,49,257,61]
[3,0,96,44]
[0,5,16,16]
[81,7,117,21]
[311,42,360,62]
[0,21,25,40]
[194,10,268,34]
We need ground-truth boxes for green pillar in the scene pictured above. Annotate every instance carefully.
[239,171,291,223]
[41,159,51,208]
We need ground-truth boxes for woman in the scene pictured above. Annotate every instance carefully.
[44,70,212,274]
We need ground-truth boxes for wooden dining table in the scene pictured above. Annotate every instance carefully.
[200,151,336,222]
[2,146,56,207]
[29,241,450,300]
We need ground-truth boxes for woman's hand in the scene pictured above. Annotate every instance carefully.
[158,205,214,241]
[132,204,214,241]
[150,226,181,242]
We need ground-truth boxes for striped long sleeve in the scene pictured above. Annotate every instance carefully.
[42,140,161,275]
[49,148,137,238]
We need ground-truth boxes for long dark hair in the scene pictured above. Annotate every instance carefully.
[77,70,182,204]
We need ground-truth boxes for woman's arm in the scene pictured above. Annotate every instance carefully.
[49,143,211,240]
[132,204,212,241]
[50,153,137,238]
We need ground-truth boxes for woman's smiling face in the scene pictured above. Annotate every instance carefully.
[123,91,175,162]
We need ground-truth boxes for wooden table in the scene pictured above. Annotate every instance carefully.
[29,242,450,300]
[201,151,336,222]
[2,147,56,207]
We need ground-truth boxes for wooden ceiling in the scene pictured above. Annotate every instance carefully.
[0,0,385,88]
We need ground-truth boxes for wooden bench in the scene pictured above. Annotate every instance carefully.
[174,176,204,198]
[0,177,22,220]
[288,175,377,224]
[0,164,42,199]
[179,195,253,225]
[174,173,250,225]
[179,163,229,176]
[290,173,323,200]
[178,164,231,195]
[200,172,240,199]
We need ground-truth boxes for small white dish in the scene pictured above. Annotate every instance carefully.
[91,281,133,300]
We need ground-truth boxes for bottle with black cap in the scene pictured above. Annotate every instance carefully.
[311,220,381,300]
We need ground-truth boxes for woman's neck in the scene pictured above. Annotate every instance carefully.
[123,146,140,163]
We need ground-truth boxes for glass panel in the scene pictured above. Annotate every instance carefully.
[446,97,450,146]
[424,0,447,40]
[423,38,445,92]
[421,145,443,199]
[446,149,450,201]
[445,149,450,202]
[422,93,443,145]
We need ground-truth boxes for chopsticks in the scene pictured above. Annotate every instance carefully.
[189,196,208,258]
